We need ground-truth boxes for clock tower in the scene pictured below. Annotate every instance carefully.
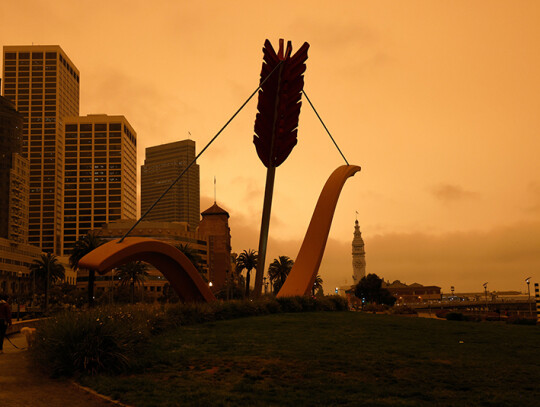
[352,219,366,284]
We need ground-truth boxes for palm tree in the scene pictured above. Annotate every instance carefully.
[116,261,149,304]
[236,249,258,298]
[176,243,205,274]
[312,274,323,296]
[69,231,104,307]
[29,253,65,311]
[268,256,294,294]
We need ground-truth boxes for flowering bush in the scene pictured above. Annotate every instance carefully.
[31,305,159,376]
[32,296,349,376]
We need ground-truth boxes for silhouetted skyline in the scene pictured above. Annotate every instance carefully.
[1,1,539,292]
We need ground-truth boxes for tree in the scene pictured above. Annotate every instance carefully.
[312,274,323,296]
[29,253,65,312]
[116,261,149,304]
[176,243,205,276]
[236,249,258,298]
[268,256,294,294]
[159,283,179,304]
[69,231,104,307]
[354,273,396,306]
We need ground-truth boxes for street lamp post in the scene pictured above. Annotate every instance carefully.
[483,282,488,312]
[225,270,230,301]
[525,277,532,317]
[17,271,22,321]
[110,269,114,305]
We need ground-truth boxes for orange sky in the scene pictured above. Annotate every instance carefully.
[2,1,540,293]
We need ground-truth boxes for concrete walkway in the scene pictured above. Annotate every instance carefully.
[0,333,114,407]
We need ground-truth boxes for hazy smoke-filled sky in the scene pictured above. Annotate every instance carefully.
[2,1,540,293]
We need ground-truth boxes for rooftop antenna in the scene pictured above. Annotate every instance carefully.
[214,176,217,204]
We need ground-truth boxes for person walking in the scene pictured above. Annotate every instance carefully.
[0,294,12,354]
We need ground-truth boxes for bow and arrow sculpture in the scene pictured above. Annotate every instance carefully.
[252,39,310,297]
[78,38,360,302]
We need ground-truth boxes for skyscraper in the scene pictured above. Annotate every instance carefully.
[62,115,137,255]
[2,45,80,253]
[141,140,199,229]
[0,93,28,244]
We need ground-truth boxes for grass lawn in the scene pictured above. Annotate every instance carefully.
[79,312,540,407]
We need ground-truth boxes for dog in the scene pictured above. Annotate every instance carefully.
[20,327,36,348]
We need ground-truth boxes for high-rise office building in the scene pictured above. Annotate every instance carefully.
[62,115,137,255]
[141,140,199,229]
[2,45,80,253]
[0,93,28,244]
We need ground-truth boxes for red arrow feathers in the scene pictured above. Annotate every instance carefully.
[253,39,309,168]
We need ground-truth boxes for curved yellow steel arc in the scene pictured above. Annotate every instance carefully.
[277,165,361,297]
[78,237,216,303]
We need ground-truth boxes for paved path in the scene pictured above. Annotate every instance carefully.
[0,333,114,407]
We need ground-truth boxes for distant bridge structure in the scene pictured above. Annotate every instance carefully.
[413,299,533,315]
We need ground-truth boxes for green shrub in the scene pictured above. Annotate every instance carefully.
[211,300,244,320]
[314,296,338,311]
[166,302,215,326]
[31,295,349,377]
[297,295,318,311]
[362,303,389,313]
[391,305,418,315]
[507,317,537,325]
[436,309,450,319]
[257,298,282,314]
[276,296,303,312]
[327,295,349,311]
[446,312,464,321]
[31,306,156,376]
[463,314,482,322]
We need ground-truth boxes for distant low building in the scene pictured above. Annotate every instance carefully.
[75,220,209,299]
[0,237,42,295]
[74,201,232,300]
[383,280,441,303]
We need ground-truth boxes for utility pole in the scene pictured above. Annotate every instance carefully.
[483,282,488,312]
[526,277,532,317]
[17,271,22,321]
